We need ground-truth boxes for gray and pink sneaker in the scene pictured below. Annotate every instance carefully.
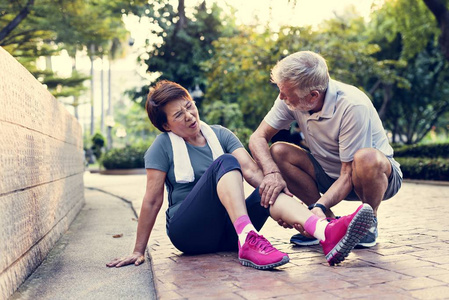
[321,204,374,266]
[239,231,289,270]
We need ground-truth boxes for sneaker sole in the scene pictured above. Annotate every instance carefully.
[355,240,377,248]
[325,204,374,266]
[239,255,290,270]
[290,239,320,246]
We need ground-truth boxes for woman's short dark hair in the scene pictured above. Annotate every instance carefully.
[145,80,193,132]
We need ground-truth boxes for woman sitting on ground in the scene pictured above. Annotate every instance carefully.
[106,80,374,270]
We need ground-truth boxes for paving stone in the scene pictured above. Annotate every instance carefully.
[143,179,449,299]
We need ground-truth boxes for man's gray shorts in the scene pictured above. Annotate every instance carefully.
[307,152,402,201]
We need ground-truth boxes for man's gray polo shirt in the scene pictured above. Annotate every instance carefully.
[264,79,400,179]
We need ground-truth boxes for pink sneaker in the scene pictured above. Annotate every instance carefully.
[239,231,289,270]
[321,204,374,266]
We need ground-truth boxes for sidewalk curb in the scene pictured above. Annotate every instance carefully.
[403,179,449,186]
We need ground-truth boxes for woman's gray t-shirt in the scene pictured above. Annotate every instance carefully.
[144,125,243,222]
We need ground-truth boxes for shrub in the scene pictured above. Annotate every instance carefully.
[396,157,449,181]
[102,144,148,170]
[394,143,449,158]
[91,132,106,160]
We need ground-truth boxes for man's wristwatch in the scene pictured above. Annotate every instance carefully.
[308,203,327,214]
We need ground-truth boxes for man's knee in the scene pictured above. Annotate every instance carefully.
[270,142,289,161]
[270,142,306,161]
[353,148,390,176]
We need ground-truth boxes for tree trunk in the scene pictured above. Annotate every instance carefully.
[90,44,95,136]
[423,0,449,61]
[0,0,35,43]
[378,84,392,121]
[107,57,113,150]
[101,55,105,134]
[175,0,187,32]
[72,54,79,120]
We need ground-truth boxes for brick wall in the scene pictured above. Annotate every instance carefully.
[0,47,85,299]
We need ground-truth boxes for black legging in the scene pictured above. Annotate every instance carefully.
[168,154,270,254]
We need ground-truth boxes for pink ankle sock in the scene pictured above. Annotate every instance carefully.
[234,215,256,246]
[234,215,251,234]
[304,215,327,241]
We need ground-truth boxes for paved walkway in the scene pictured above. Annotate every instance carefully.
[12,172,449,299]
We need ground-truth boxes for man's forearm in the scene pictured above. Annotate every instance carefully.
[249,134,279,174]
[317,173,353,209]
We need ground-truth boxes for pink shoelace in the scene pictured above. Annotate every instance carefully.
[247,232,276,252]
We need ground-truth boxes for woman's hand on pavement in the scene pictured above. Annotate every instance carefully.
[106,252,145,268]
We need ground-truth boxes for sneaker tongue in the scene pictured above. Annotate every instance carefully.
[254,235,275,252]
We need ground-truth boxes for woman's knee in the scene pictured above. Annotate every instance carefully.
[216,153,238,164]
[213,153,242,181]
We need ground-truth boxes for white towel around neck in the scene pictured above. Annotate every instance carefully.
[168,121,224,183]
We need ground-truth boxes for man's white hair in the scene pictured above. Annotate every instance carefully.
[271,51,329,94]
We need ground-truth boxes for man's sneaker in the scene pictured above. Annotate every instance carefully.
[239,231,290,270]
[290,233,320,246]
[320,204,374,266]
[356,217,378,248]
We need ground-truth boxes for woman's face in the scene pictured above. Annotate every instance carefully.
[162,99,201,138]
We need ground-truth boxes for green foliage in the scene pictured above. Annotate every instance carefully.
[202,101,244,129]
[91,132,106,160]
[203,13,401,130]
[113,101,159,145]
[102,143,150,169]
[382,41,449,144]
[396,157,449,181]
[394,143,449,158]
[1,0,144,102]
[394,142,449,181]
[203,26,283,130]
[233,127,253,150]
[201,100,252,149]
[131,1,237,106]
[369,0,439,61]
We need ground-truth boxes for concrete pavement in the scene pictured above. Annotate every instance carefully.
[11,172,449,299]
[10,178,156,300]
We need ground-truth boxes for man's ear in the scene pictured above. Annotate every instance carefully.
[310,90,319,99]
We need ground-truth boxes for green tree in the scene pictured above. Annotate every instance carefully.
[131,0,237,107]
[423,0,449,61]
[202,26,280,130]
[202,100,252,148]
[1,0,146,131]
[369,0,449,144]
[113,99,158,146]
[203,9,401,131]
[384,42,449,144]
